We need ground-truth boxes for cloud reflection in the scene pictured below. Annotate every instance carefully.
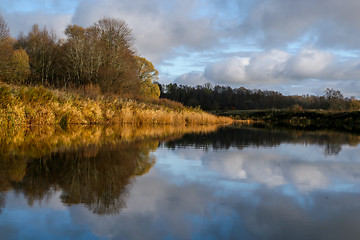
[60,169,360,240]
[197,145,360,193]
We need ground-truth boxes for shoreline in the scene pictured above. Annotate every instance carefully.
[215,109,360,132]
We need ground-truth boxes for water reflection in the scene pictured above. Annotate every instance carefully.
[165,126,360,155]
[11,141,157,215]
[1,125,360,239]
[0,124,220,215]
[163,126,360,193]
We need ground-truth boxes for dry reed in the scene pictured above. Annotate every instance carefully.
[0,83,233,127]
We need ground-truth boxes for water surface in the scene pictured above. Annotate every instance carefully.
[0,125,360,239]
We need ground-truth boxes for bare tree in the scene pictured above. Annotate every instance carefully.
[0,14,9,40]
[19,25,58,85]
[93,18,139,94]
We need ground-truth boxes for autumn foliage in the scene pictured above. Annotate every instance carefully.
[0,14,159,99]
[0,15,30,84]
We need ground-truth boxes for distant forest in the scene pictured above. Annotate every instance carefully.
[160,84,360,111]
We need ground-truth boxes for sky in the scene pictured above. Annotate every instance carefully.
[1,0,360,98]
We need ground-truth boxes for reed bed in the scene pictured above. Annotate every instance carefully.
[0,84,232,127]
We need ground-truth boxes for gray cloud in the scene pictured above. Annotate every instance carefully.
[70,0,224,63]
[1,0,227,63]
[242,0,360,49]
[3,11,72,38]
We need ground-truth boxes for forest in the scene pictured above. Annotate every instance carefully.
[0,14,160,98]
[160,83,360,111]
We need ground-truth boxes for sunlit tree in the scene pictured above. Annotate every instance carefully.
[0,15,30,84]
[136,56,160,98]
[9,48,30,84]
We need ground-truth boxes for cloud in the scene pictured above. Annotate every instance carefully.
[1,0,228,63]
[175,71,207,86]
[70,0,223,63]
[3,11,72,38]
[204,57,250,84]
[242,0,360,49]
[286,48,335,79]
[244,49,290,83]
[177,48,360,95]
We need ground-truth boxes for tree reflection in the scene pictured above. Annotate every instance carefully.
[11,140,157,215]
[0,192,4,214]
[324,143,342,156]
[165,126,360,155]
[0,124,220,215]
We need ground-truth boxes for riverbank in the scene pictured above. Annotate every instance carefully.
[215,109,360,132]
[0,83,232,128]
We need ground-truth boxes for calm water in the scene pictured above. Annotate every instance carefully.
[1,126,360,239]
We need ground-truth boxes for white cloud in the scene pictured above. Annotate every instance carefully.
[177,48,360,97]
[242,0,360,49]
[204,57,250,84]
[245,49,290,83]
[175,71,207,86]
[286,48,335,79]
[200,145,360,192]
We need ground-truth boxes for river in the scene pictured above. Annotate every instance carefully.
[0,125,359,239]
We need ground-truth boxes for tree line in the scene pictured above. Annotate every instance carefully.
[0,14,160,98]
[160,83,360,111]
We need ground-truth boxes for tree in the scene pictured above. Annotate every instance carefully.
[0,14,9,40]
[350,97,360,111]
[136,56,160,98]
[61,18,141,95]
[63,24,101,86]
[9,48,30,84]
[0,38,13,82]
[324,88,343,100]
[94,18,140,94]
[18,25,58,85]
[324,88,345,111]
[0,15,12,82]
[0,15,30,84]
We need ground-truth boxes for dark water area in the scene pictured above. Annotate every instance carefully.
[0,125,360,239]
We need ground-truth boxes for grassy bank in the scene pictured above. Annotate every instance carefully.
[0,83,232,128]
[215,109,360,132]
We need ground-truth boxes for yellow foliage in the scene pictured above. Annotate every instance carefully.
[10,48,30,84]
[136,56,160,98]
